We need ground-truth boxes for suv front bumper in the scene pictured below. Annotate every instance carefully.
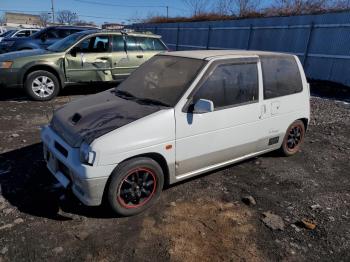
[0,68,21,88]
[41,125,116,206]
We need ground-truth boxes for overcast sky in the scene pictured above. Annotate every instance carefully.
[0,0,196,25]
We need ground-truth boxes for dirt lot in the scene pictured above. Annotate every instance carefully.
[0,86,349,262]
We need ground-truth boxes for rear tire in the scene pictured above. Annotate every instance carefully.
[24,70,60,101]
[107,157,164,216]
[280,120,305,156]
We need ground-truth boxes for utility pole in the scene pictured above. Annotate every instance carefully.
[166,6,169,19]
[51,0,55,23]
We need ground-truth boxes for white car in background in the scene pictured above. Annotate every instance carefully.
[0,28,40,42]
[41,50,310,216]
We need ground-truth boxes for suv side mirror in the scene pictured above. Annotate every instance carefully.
[193,99,214,114]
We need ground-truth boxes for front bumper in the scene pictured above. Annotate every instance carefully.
[41,125,116,206]
[0,68,21,88]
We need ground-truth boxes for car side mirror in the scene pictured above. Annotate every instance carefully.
[193,99,214,114]
[40,33,47,42]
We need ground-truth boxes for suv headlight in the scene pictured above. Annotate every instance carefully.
[2,41,15,47]
[0,61,13,69]
[79,142,96,165]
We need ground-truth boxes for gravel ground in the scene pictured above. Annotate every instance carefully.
[0,86,349,262]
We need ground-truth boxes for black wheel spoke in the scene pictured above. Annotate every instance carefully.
[118,168,156,208]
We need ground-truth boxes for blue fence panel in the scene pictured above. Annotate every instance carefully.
[132,11,350,87]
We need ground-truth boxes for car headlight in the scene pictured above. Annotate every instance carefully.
[1,41,15,47]
[0,61,13,69]
[79,142,96,165]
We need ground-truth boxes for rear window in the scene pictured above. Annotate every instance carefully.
[261,56,303,99]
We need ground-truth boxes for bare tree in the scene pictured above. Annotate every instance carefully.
[273,0,329,15]
[328,0,350,9]
[214,0,232,15]
[56,10,78,25]
[232,0,261,16]
[183,0,208,16]
[74,20,97,27]
[213,0,261,17]
[39,13,51,27]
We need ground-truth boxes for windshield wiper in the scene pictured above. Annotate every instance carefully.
[115,90,170,107]
[136,98,170,107]
[115,89,137,100]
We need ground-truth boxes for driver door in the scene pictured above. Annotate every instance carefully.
[175,58,261,177]
[65,35,113,83]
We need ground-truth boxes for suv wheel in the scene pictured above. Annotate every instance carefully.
[25,70,60,101]
[107,157,164,216]
[280,120,305,156]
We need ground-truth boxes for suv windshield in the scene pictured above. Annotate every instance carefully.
[116,55,206,107]
[47,32,87,52]
[1,30,16,37]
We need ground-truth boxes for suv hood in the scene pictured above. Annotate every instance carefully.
[0,49,53,61]
[50,89,162,147]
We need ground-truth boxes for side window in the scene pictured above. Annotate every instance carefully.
[261,56,303,99]
[46,29,60,38]
[112,35,125,52]
[193,63,259,109]
[15,30,31,37]
[58,29,72,38]
[137,37,167,51]
[126,36,140,51]
[76,35,109,53]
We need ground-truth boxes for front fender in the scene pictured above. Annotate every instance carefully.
[20,60,66,87]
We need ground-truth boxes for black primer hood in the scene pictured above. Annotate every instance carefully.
[50,89,161,147]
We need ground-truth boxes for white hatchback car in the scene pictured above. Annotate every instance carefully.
[41,50,310,216]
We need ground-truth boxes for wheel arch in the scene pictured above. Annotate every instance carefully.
[22,63,65,89]
[298,117,309,131]
[101,152,170,205]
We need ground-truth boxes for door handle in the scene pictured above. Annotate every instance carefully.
[136,55,143,58]
[98,57,109,60]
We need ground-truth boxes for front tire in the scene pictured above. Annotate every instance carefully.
[25,70,60,101]
[280,120,305,156]
[107,157,164,216]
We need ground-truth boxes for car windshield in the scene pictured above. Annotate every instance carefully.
[116,55,206,107]
[1,30,16,37]
[46,32,87,52]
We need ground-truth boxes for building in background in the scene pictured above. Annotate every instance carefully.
[4,12,42,28]
[102,23,124,30]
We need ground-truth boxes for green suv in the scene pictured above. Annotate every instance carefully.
[0,30,168,100]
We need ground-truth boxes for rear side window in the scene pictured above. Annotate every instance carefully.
[126,36,140,51]
[261,56,303,99]
[15,30,31,37]
[112,35,125,52]
[193,63,259,109]
[137,37,167,51]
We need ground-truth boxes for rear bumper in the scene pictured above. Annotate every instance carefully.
[41,125,116,206]
[0,68,22,88]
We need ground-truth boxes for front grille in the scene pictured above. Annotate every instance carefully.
[54,141,68,157]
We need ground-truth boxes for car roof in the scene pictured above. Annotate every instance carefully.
[48,26,98,30]
[162,50,293,60]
